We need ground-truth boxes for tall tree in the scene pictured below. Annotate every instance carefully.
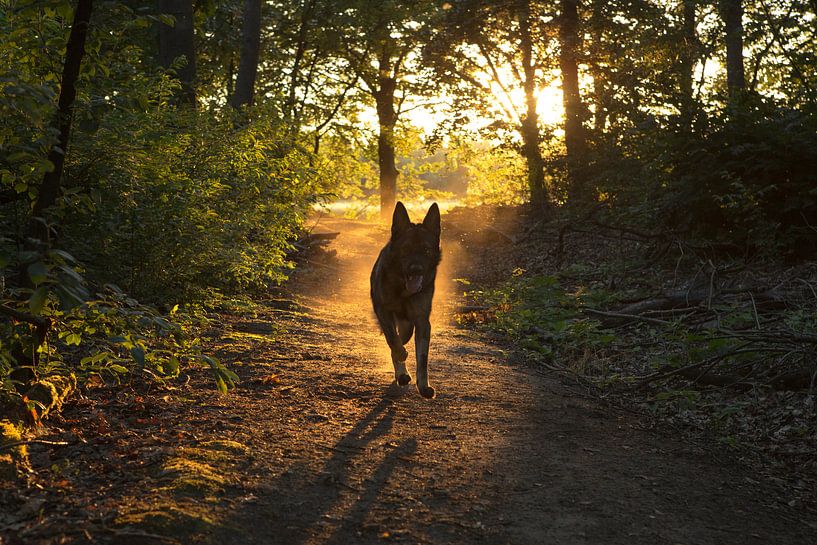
[231,1,363,153]
[371,46,402,216]
[679,0,698,127]
[334,0,436,217]
[426,0,552,207]
[158,0,197,106]
[31,0,94,238]
[230,0,262,109]
[559,0,588,202]
[518,0,547,208]
[720,0,745,98]
[587,0,608,133]
[582,0,679,136]
[283,0,318,123]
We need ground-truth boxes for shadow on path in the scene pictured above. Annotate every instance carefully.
[209,385,419,545]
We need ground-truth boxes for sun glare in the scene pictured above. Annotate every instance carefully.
[535,82,565,125]
[358,76,567,141]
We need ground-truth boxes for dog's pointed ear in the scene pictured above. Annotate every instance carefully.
[422,202,441,239]
[391,201,411,237]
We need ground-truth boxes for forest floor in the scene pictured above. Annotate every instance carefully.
[3,213,817,544]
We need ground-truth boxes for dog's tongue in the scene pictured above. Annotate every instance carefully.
[406,275,423,294]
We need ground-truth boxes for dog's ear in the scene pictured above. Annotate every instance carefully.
[422,202,441,239]
[391,201,411,237]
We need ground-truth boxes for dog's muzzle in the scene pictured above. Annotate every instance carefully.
[405,275,423,294]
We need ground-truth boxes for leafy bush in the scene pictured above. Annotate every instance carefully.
[467,270,614,364]
[586,98,817,258]
[59,105,323,303]
[1,5,323,405]
[666,102,817,256]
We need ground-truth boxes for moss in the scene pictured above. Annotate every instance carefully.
[117,438,251,539]
[115,505,217,536]
[224,331,271,343]
[160,455,228,496]
[25,382,58,413]
[157,440,249,497]
[24,374,76,420]
[199,439,250,458]
[0,419,29,481]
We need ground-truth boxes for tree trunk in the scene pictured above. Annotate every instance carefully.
[158,0,197,106]
[285,0,317,121]
[518,0,548,209]
[720,0,745,99]
[30,0,93,236]
[373,54,399,219]
[559,0,587,202]
[589,0,607,132]
[230,0,262,109]
[679,0,697,127]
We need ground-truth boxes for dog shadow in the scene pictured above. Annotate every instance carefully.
[209,386,418,545]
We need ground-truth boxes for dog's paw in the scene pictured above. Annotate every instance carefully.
[397,373,412,386]
[418,385,436,399]
[391,346,408,362]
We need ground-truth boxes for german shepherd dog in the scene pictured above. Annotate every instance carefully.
[371,202,441,398]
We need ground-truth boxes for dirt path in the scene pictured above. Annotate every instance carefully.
[12,216,814,544]
[196,217,811,545]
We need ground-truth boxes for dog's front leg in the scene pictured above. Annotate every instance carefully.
[375,309,410,385]
[414,317,434,398]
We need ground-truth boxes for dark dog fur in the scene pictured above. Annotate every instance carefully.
[370,202,441,398]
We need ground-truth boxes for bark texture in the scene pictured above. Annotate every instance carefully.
[720,0,745,99]
[158,0,197,106]
[31,0,93,230]
[589,0,608,132]
[230,0,262,109]
[679,0,697,127]
[559,0,588,202]
[518,0,548,209]
[373,53,399,218]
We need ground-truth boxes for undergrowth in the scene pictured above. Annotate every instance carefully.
[451,206,817,481]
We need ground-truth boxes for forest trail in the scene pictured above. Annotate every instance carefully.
[188,216,812,545]
[17,215,813,544]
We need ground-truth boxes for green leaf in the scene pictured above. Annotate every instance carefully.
[201,355,219,368]
[29,286,48,314]
[221,368,239,384]
[56,2,74,19]
[215,375,227,394]
[80,352,108,365]
[131,346,146,367]
[49,249,78,263]
[55,285,86,310]
[109,364,129,374]
[65,333,81,346]
[166,355,180,375]
[39,158,55,173]
[58,265,85,286]
[27,261,49,285]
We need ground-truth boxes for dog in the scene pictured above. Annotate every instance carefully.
[370,202,441,398]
